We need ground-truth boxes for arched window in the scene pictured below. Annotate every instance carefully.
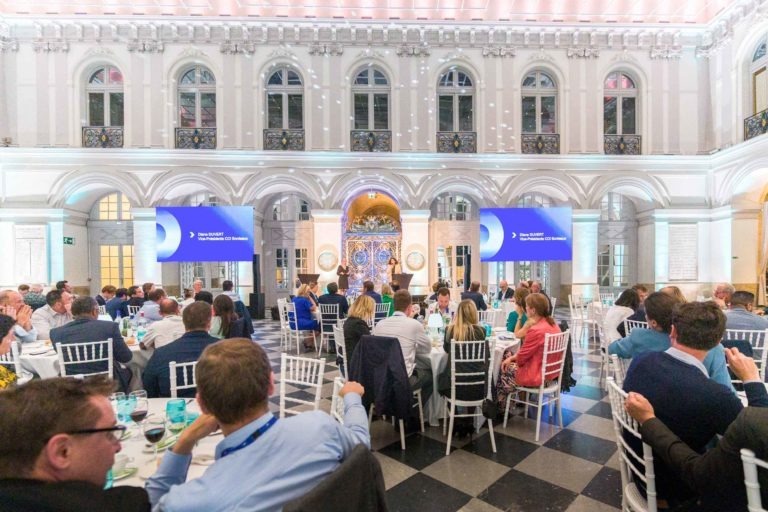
[92,192,134,290]
[604,72,637,135]
[433,193,473,221]
[189,192,219,206]
[352,67,390,130]
[752,36,768,115]
[521,71,557,134]
[266,67,304,130]
[86,66,124,127]
[598,192,637,291]
[600,191,635,221]
[271,195,310,221]
[178,65,216,128]
[437,68,474,132]
[517,193,553,208]
[96,192,132,221]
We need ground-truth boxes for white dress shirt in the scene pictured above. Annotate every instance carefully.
[141,315,185,350]
[31,305,73,340]
[373,311,431,376]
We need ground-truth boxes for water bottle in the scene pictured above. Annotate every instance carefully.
[484,322,492,339]
[136,312,147,342]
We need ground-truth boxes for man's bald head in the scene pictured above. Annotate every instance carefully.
[159,298,180,316]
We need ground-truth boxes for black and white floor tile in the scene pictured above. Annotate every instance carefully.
[252,317,621,512]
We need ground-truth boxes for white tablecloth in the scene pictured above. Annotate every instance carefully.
[423,332,520,426]
[114,398,218,488]
[19,342,148,381]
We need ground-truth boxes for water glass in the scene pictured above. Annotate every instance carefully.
[109,392,125,419]
[166,399,187,434]
[116,395,136,423]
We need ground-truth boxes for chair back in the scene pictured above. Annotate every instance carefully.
[319,303,339,332]
[550,297,557,312]
[56,339,114,379]
[568,294,589,322]
[0,341,22,375]
[277,299,289,328]
[538,330,570,388]
[741,448,768,512]
[330,376,345,424]
[610,354,626,386]
[169,360,198,398]
[723,328,768,381]
[98,305,107,316]
[607,378,658,512]
[600,292,616,307]
[127,305,141,316]
[624,319,649,335]
[284,302,299,331]
[279,353,325,418]
[373,303,391,325]
[478,310,499,328]
[333,324,348,380]
[449,339,490,405]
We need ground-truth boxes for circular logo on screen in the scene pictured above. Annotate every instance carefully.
[479,210,504,260]
[156,209,182,260]
[317,251,338,272]
[405,251,425,271]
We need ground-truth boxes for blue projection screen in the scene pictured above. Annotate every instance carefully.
[480,207,573,262]
[156,207,254,262]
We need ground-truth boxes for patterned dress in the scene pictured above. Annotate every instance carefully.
[0,365,17,390]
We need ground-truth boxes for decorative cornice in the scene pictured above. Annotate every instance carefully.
[482,45,516,58]
[308,42,343,56]
[84,45,113,57]
[354,48,386,60]
[127,40,164,53]
[32,40,69,52]
[220,41,256,55]
[566,47,600,58]
[396,44,429,57]
[268,47,295,59]
[528,49,554,62]
[179,47,207,59]
[0,38,19,52]
[649,46,682,59]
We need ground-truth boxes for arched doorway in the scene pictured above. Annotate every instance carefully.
[343,192,401,291]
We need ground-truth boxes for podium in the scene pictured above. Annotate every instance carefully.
[297,273,320,285]
[392,273,413,290]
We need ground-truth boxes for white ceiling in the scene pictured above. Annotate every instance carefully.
[0,0,739,25]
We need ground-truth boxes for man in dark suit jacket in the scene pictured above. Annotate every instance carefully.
[460,281,487,311]
[318,282,349,319]
[142,301,219,398]
[496,280,514,301]
[50,296,133,392]
[119,285,146,318]
[626,349,768,511]
[362,281,382,303]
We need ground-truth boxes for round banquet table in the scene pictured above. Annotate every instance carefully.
[19,341,150,382]
[113,398,219,488]
[423,330,520,427]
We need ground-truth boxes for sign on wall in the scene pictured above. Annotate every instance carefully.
[479,207,573,262]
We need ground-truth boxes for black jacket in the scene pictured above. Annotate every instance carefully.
[343,317,370,360]
[460,291,487,311]
[497,288,514,301]
[318,293,350,331]
[349,334,411,420]
[0,479,150,512]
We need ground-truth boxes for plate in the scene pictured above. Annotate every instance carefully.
[112,466,138,481]
[28,349,56,356]
[119,429,133,442]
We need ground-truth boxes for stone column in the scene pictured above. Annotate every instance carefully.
[570,209,599,300]
[400,210,431,294]
[131,208,162,285]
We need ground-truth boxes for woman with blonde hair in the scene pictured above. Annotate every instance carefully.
[496,293,561,407]
[343,295,374,363]
[438,299,489,401]
[381,283,394,317]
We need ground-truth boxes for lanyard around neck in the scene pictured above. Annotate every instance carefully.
[220,416,277,458]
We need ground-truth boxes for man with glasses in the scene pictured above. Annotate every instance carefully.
[0,376,150,510]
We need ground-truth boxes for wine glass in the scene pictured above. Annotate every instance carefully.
[143,417,167,464]
[129,390,148,431]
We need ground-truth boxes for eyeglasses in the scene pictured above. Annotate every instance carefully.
[66,425,127,442]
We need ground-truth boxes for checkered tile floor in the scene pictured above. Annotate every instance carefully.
[253,318,621,512]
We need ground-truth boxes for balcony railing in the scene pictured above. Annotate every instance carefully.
[175,128,216,149]
[521,134,560,154]
[350,130,392,152]
[604,135,641,155]
[745,109,768,141]
[263,129,305,151]
[82,127,123,148]
[436,131,477,153]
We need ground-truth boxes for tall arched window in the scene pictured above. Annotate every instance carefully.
[752,37,768,116]
[517,193,552,208]
[91,193,134,290]
[271,195,311,221]
[266,67,304,130]
[437,68,474,132]
[521,71,557,134]
[86,66,124,127]
[433,193,473,221]
[598,192,637,291]
[604,72,637,135]
[352,67,389,130]
[178,65,216,128]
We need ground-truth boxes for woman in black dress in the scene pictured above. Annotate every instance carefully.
[336,258,350,293]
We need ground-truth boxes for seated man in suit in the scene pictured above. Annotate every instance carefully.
[496,280,513,301]
[625,347,768,512]
[105,288,128,320]
[50,296,132,391]
[622,301,768,507]
[142,301,219,398]
[0,377,150,510]
[95,285,115,307]
[460,281,487,311]
[373,290,433,416]
[362,281,382,304]
[318,281,349,322]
